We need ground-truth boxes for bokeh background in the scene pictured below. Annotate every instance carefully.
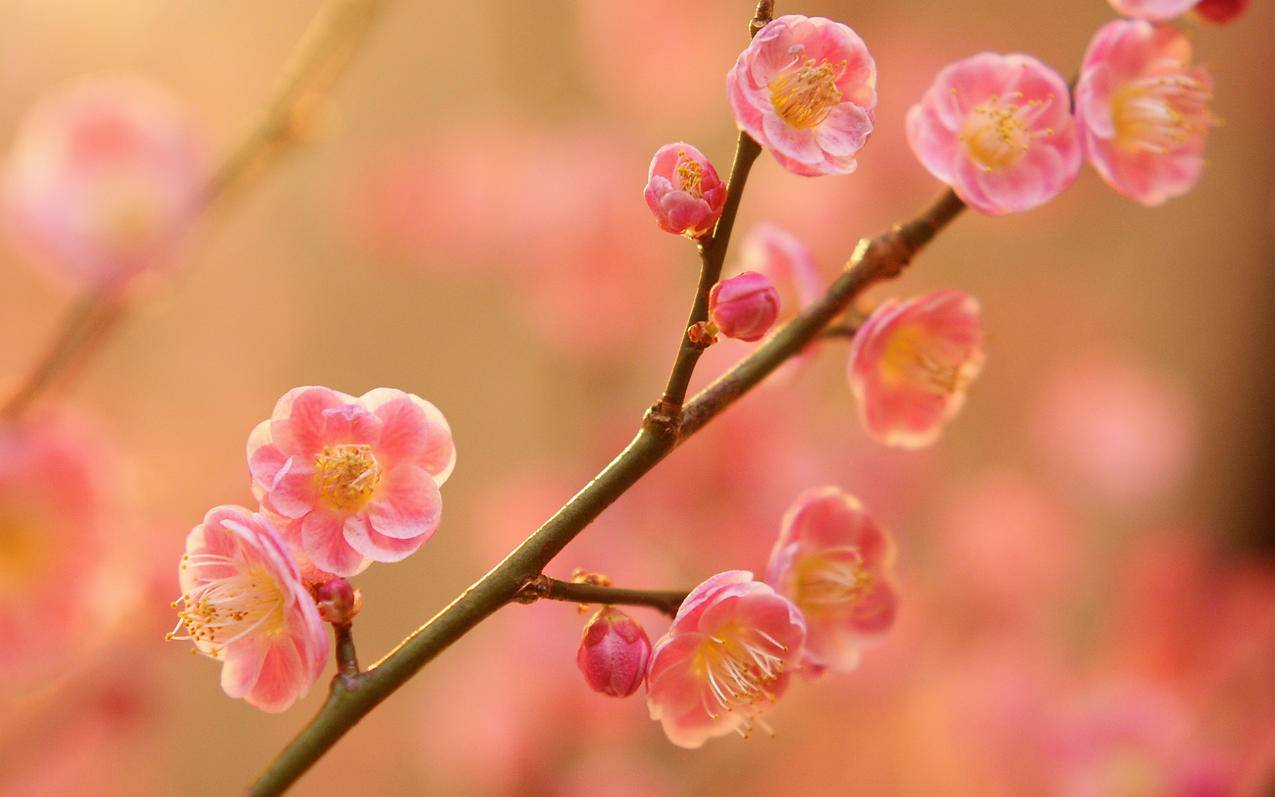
[1,1,1273,794]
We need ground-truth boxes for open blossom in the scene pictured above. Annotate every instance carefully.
[0,415,113,682]
[2,75,203,288]
[646,570,806,748]
[1075,21,1216,207]
[576,606,652,698]
[643,143,726,238]
[737,223,823,312]
[248,386,455,578]
[766,487,897,674]
[708,271,781,342]
[170,505,328,713]
[727,14,876,176]
[847,290,984,449]
[906,53,1080,215]
[1107,0,1199,19]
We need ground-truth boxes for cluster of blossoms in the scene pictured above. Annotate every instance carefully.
[169,386,455,711]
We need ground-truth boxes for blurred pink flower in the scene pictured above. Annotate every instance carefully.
[736,223,823,312]
[1107,0,1199,19]
[577,606,652,698]
[766,487,897,674]
[643,143,726,239]
[248,386,455,577]
[1193,0,1249,23]
[906,53,1080,215]
[1034,357,1195,506]
[2,74,203,288]
[646,570,806,748]
[1075,21,1216,206]
[708,271,780,342]
[170,505,328,713]
[727,14,876,176]
[0,414,113,683]
[847,290,984,449]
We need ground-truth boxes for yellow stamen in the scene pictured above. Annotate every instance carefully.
[769,57,846,129]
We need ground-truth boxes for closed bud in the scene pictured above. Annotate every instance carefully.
[314,577,362,625]
[576,607,651,697]
[708,271,781,342]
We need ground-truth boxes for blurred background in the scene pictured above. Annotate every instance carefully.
[1,0,1273,794]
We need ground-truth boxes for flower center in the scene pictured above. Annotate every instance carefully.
[675,152,705,199]
[794,548,873,610]
[0,513,50,597]
[694,622,789,737]
[1112,72,1214,154]
[314,444,381,511]
[769,57,845,129]
[960,92,1054,171]
[878,324,975,395]
[169,560,286,657]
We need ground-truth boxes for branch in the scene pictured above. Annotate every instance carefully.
[0,0,388,420]
[332,624,361,685]
[513,574,689,617]
[245,187,966,796]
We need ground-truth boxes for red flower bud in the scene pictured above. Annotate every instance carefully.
[708,271,781,342]
[314,577,362,625]
[576,607,651,697]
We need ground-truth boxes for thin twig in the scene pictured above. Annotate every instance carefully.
[0,0,388,420]
[513,575,689,617]
[244,188,966,797]
[332,624,361,685]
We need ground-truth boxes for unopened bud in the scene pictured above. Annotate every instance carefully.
[708,271,780,342]
[314,577,362,625]
[576,607,651,697]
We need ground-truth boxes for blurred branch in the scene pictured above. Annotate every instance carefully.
[513,574,689,617]
[0,0,389,420]
[245,187,966,797]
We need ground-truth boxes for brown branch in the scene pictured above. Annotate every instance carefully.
[0,0,388,420]
[245,188,966,796]
[332,624,361,685]
[513,575,689,617]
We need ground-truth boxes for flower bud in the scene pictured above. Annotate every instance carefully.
[576,607,651,697]
[1194,0,1248,24]
[314,577,363,625]
[708,271,781,342]
[643,143,726,238]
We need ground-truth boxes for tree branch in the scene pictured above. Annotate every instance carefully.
[244,187,966,796]
[1,0,389,420]
[513,574,689,617]
[332,624,361,685]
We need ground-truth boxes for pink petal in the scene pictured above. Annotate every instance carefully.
[342,515,426,562]
[366,465,442,540]
[301,509,367,576]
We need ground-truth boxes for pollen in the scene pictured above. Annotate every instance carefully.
[959,91,1054,171]
[694,623,788,736]
[1112,72,1216,155]
[878,324,977,396]
[169,560,286,653]
[795,548,874,609]
[769,57,846,129]
[674,152,705,198]
[314,444,382,511]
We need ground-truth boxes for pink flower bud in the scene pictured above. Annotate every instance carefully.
[643,143,726,238]
[708,271,780,342]
[576,607,651,698]
[1194,0,1248,23]
[314,577,363,625]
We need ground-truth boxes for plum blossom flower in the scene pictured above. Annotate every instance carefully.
[766,487,897,674]
[727,14,877,176]
[646,570,806,748]
[576,606,652,698]
[906,53,1081,215]
[2,75,203,288]
[1075,21,1217,206]
[0,414,113,682]
[847,289,984,449]
[170,505,328,713]
[736,223,823,313]
[247,386,455,578]
[1193,0,1249,23]
[707,271,781,342]
[643,143,726,238]
[1107,0,1199,20]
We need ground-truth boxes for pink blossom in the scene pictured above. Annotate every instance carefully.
[1075,21,1216,206]
[727,14,876,176]
[314,577,363,625]
[646,570,806,748]
[643,143,726,238]
[247,386,455,578]
[0,414,113,682]
[905,53,1080,215]
[766,487,897,674]
[2,75,203,288]
[708,271,781,342]
[847,290,984,449]
[736,223,823,312]
[576,606,652,697]
[1194,0,1248,23]
[170,505,328,713]
[1107,0,1199,20]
